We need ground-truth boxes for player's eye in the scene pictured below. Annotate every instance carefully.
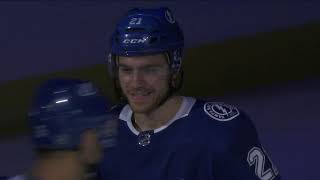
[119,67,133,74]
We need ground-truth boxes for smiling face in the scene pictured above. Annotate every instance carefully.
[117,54,171,114]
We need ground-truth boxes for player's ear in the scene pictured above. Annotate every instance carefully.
[79,129,102,165]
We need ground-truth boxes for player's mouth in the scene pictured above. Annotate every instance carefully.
[128,91,153,103]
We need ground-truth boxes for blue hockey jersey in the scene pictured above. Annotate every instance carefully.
[99,97,281,180]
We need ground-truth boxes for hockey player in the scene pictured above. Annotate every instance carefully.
[100,7,281,180]
[7,78,111,180]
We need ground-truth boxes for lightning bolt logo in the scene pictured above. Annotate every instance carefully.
[204,102,240,121]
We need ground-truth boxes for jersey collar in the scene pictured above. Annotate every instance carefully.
[119,96,196,135]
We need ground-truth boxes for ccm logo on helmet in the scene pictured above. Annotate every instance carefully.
[123,38,147,44]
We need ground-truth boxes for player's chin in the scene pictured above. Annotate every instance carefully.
[128,100,148,110]
[129,100,157,113]
[127,92,153,104]
[127,93,162,112]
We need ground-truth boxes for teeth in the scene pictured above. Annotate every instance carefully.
[130,91,150,96]
[132,92,150,96]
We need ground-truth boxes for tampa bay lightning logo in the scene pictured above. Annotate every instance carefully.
[204,102,239,121]
[165,9,175,24]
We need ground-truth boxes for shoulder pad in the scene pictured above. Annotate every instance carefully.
[203,102,240,121]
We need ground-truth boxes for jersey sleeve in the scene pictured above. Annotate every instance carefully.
[212,111,281,180]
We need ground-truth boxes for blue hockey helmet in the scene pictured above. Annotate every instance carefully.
[28,78,111,150]
[108,7,184,74]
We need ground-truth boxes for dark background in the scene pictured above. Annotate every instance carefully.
[0,1,320,179]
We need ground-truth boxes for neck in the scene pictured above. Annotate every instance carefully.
[31,151,85,180]
[133,95,183,132]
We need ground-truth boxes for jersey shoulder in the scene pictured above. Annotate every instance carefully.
[187,99,282,179]
[190,99,251,125]
[194,100,241,122]
[189,99,258,143]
